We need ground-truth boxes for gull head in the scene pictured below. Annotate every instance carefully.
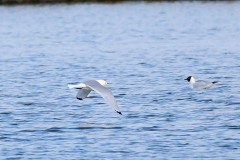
[97,80,110,87]
[184,76,195,84]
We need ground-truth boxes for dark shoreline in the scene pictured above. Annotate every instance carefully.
[0,0,237,5]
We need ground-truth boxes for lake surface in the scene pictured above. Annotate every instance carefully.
[1,1,240,159]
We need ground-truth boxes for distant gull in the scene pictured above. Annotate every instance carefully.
[68,80,122,115]
[184,76,218,90]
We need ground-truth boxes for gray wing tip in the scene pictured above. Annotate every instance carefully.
[212,81,218,84]
[116,111,122,115]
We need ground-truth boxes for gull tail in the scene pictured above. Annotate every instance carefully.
[68,84,77,89]
[212,81,218,84]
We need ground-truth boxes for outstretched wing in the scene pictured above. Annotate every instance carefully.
[84,80,122,115]
[76,89,91,100]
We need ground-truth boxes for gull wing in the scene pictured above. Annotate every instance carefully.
[193,80,214,90]
[76,89,91,100]
[84,80,122,115]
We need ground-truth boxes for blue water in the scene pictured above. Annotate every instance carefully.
[1,1,240,159]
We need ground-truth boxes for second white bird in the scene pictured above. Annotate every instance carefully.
[184,76,218,90]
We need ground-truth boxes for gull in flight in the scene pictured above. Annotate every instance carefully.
[68,80,122,115]
[184,76,218,90]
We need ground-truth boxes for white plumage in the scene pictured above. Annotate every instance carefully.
[68,80,122,115]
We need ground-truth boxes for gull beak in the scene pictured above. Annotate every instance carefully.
[184,78,187,80]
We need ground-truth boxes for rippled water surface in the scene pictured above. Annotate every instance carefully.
[1,1,240,159]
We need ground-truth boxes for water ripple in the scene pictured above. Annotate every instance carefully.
[1,2,240,160]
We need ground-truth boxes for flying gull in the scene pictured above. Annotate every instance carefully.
[68,80,122,115]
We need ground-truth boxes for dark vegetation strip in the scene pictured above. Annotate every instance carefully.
[0,0,237,5]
